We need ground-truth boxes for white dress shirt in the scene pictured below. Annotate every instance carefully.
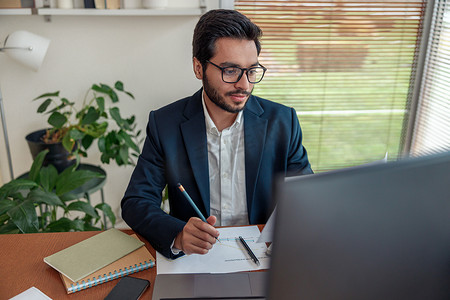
[202,95,249,226]
[170,95,250,254]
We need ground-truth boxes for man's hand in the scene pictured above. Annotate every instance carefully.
[174,215,219,255]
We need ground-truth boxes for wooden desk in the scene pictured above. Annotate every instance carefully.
[0,230,156,299]
[0,225,265,299]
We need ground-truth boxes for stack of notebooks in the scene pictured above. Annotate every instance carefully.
[44,228,155,294]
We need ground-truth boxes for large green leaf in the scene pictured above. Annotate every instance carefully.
[119,130,140,153]
[114,81,124,91]
[59,192,79,202]
[91,83,110,94]
[98,136,106,152]
[81,107,100,125]
[0,198,17,215]
[109,107,123,127]
[95,203,116,226]
[0,221,20,234]
[29,149,49,182]
[92,83,119,103]
[96,96,105,114]
[119,144,129,166]
[45,217,82,232]
[100,152,111,164]
[39,165,58,192]
[114,81,135,99]
[61,97,73,106]
[55,169,104,196]
[104,85,118,103]
[69,128,85,141]
[27,189,64,207]
[7,200,39,233]
[126,115,136,126]
[33,91,59,100]
[67,201,99,218]
[84,122,107,138]
[37,98,52,113]
[48,111,68,128]
[0,179,38,199]
[48,101,70,115]
[62,133,76,153]
[81,134,94,150]
[71,218,86,231]
[82,223,102,231]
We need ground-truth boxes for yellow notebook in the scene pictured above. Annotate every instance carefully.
[44,228,144,282]
[60,235,155,294]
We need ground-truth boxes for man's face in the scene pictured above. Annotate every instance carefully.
[195,38,259,114]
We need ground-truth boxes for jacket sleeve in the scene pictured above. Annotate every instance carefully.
[121,110,185,259]
[287,107,314,176]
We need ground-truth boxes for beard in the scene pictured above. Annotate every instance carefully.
[203,74,253,114]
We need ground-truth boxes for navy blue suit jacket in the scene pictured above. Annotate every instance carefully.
[121,89,312,258]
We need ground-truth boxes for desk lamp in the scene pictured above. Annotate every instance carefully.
[0,30,50,180]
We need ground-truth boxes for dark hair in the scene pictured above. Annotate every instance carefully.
[192,9,262,66]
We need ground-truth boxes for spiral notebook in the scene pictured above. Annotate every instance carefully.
[44,228,144,282]
[60,235,155,294]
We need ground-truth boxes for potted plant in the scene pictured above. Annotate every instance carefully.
[27,81,141,172]
[0,150,116,233]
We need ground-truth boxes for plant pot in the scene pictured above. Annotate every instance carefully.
[25,129,76,173]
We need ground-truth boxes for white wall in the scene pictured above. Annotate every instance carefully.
[0,11,206,228]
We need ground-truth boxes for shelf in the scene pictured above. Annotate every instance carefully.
[37,7,203,16]
[0,8,33,15]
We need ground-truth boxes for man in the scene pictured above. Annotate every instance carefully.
[121,9,313,259]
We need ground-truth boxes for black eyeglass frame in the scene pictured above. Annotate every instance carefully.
[206,60,267,84]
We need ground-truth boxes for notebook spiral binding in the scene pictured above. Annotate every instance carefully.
[68,260,155,293]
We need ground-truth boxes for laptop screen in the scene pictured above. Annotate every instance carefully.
[269,151,450,299]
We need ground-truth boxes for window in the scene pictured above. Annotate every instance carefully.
[409,0,450,156]
[236,0,426,171]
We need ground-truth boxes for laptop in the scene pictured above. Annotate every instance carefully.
[268,151,450,299]
[152,272,267,300]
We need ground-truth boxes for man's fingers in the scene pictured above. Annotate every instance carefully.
[188,237,214,251]
[207,215,217,226]
[191,217,219,239]
[176,217,220,255]
[181,228,214,255]
[185,219,217,244]
[183,243,210,255]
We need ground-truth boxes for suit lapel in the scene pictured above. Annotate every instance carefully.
[243,96,267,216]
[180,90,211,213]
[179,92,267,217]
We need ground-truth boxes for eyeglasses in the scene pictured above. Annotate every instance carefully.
[206,60,267,84]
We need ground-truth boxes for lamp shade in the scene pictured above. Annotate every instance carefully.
[2,31,50,71]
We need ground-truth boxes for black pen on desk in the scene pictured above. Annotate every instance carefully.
[177,183,220,243]
[238,236,260,266]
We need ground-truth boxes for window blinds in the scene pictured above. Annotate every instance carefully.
[410,0,450,156]
[235,0,426,171]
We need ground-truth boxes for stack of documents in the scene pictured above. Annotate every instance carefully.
[44,229,155,294]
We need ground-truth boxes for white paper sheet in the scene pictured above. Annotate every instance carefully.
[9,287,52,300]
[156,226,270,274]
[257,207,276,243]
